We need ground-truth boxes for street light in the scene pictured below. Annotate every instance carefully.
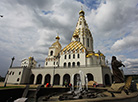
[4,57,15,87]
[10,57,15,68]
[52,66,55,86]
[0,15,3,17]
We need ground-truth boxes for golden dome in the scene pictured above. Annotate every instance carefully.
[95,53,99,57]
[100,53,104,56]
[79,10,85,16]
[56,36,60,40]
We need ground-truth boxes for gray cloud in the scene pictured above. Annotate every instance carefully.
[0,0,138,77]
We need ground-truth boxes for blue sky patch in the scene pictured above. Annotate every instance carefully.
[42,10,53,15]
[76,0,102,10]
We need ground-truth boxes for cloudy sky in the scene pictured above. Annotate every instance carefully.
[0,0,138,77]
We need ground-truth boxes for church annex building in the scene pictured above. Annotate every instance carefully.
[5,10,112,86]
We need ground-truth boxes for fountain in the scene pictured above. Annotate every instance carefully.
[58,70,107,101]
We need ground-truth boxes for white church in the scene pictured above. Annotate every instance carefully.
[5,9,112,86]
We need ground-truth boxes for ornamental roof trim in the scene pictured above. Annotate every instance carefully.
[61,41,86,53]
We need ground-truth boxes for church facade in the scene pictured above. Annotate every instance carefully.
[5,10,112,86]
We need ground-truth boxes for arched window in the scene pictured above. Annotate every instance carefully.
[12,72,14,75]
[77,62,80,67]
[80,21,82,25]
[87,38,89,47]
[46,62,48,65]
[64,63,66,67]
[73,54,75,59]
[50,51,53,56]
[68,62,71,67]
[72,62,75,67]
[83,37,85,45]
[64,55,66,59]
[17,78,20,82]
[69,54,71,59]
[9,71,12,75]
[78,54,80,58]
[19,72,21,75]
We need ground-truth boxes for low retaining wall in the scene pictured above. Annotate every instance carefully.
[0,88,24,102]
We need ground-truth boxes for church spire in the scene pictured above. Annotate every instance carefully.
[71,9,94,53]
[79,6,85,17]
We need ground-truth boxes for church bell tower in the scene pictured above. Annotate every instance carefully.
[71,9,94,53]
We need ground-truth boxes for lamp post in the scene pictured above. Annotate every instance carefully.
[52,66,55,86]
[10,57,15,68]
[0,15,3,17]
[4,57,15,87]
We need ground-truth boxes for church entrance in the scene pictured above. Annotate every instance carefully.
[63,74,70,85]
[74,74,80,86]
[29,74,35,84]
[105,74,111,86]
[87,73,94,82]
[36,74,42,84]
[44,74,51,84]
[53,74,60,85]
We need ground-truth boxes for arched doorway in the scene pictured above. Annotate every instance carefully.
[105,74,111,86]
[29,74,35,84]
[36,74,42,84]
[44,74,51,84]
[54,74,60,85]
[87,73,94,82]
[77,62,80,67]
[63,74,70,85]
[74,74,80,86]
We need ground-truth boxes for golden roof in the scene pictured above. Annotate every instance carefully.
[62,41,86,52]
[51,40,62,49]
[86,53,104,57]
[73,33,79,38]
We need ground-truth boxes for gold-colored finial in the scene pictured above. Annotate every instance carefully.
[56,33,60,40]
[81,5,83,10]
[79,5,85,16]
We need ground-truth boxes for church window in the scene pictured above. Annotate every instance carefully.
[64,55,66,59]
[79,38,80,42]
[72,62,75,67]
[17,78,20,82]
[19,72,21,75]
[64,63,66,67]
[87,38,89,47]
[77,62,80,67]
[50,51,53,56]
[68,62,71,67]
[69,54,71,59]
[80,21,82,25]
[12,72,14,75]
[73,54,75,59]
[83,37,85,45]
[46,62,48,65]
[78,54,80,58]
[9,71,12,75]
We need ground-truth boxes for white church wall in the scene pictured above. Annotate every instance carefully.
[7,68,23,84]
[60,52,86,67]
